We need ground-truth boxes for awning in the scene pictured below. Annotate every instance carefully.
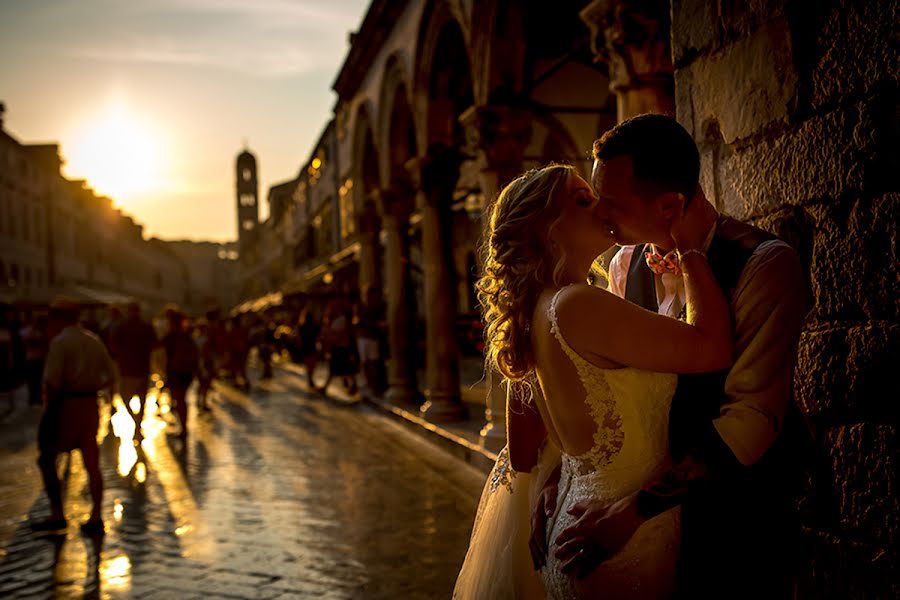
[66,285,135,306]
[231,291,283,315]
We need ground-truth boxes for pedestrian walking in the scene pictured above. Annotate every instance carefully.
[109,301,159,440]
[293,308,321,388]
[161,308,198,442]
[0,303,25,412]
[31,297,116,536]
[225,315,250,391]
[19,313,48,406]
[316,298,358,396]
[354,286,387,398]
[194,319,215,412]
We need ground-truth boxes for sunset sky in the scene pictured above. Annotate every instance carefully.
[0,0,370,242]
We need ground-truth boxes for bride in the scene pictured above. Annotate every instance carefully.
[454,163,730,599]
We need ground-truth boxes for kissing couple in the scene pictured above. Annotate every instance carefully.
[454,114,808,600]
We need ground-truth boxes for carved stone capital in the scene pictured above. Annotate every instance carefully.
[374,181,415,223]
[459,105,532,175]
[580,0,673,95]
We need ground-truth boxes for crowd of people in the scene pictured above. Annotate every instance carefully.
[0,285,387,537]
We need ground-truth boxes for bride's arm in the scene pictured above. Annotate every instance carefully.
[556,198,732,374]
[507,381,546,473]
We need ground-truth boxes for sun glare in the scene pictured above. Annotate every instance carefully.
[65,103,165,205]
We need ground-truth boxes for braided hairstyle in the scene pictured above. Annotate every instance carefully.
[477,163,576,382]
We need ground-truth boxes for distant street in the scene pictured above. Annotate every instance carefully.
[0,362,484,599]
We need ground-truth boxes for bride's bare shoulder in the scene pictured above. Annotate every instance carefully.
[551,284,628,346]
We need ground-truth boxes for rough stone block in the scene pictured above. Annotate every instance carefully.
[809,194,899,321]
[798,528,899,599]
[714,101,877,218]
[671,0,717,65]
[824,424,899,549]
[677,19,797,144]
[672,0,788,67]
[788,0,900,114]
[795,322,900,422]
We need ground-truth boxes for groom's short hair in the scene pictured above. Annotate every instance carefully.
[592,113,700,202]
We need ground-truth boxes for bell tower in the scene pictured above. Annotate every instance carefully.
[236,147,258,253]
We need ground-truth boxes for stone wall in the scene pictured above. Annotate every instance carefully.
[671,0,898,597]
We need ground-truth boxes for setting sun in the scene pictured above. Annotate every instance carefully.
[64,103,165,205]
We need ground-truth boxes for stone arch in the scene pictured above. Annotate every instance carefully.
[530,111,583,165]
[413,1,474,151]
[469,0,527,105]
[351,102,381,213]
[378,53,419,185]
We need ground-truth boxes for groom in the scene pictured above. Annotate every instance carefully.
[531,114,808,598]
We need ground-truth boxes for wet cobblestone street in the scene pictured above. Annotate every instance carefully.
[0,364,485,599]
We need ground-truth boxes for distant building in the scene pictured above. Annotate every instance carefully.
[160,239,239,315]
[0,103,237,316]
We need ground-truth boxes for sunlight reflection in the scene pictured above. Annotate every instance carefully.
[100,554,131,590]
[113,499,123,522]
[129,395,141,414]
[135,462,147,483]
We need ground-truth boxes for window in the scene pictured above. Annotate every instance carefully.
[242,168,252,182]
[314,203,333,257]
[34,207,41,244]
[240,193,256,207]
[242,220,255,231]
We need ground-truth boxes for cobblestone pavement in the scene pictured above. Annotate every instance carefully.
[0,364,486,599]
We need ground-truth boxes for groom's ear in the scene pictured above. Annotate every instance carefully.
[657,192,685,220]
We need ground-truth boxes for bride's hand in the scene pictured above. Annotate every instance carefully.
[670,190,716,252]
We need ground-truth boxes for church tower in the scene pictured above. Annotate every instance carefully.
[235,148,259,253]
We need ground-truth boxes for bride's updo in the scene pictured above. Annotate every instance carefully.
[477,163,575,382]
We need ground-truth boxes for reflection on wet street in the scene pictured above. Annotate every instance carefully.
[0,364,484,598]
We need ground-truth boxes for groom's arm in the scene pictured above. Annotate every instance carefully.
[636,240,807,518]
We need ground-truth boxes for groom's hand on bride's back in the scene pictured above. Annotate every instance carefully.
[554,492,645,578]
[529,464,562,570]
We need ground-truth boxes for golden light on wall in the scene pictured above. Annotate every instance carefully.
[307,150,326,186]
[339,178,355,241]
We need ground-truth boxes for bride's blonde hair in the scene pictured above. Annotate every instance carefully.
[477,164,576,382]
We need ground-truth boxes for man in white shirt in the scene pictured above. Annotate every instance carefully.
[531,114,809,598]
[32,298,116,536]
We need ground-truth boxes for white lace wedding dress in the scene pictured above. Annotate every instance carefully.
[540,289,682,600]
[454,288,681,600]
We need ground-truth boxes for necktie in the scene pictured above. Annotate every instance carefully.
[644,246,682,276]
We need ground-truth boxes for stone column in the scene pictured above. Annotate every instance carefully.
[407,146,466,421]
[357,197,381,295]
[374,185,418,405]
[460,105,533,451]
[580,0,675,120]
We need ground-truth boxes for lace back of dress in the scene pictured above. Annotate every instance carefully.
[547,287,624,474]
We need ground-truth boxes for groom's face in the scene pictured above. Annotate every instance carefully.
[591,155,667,247]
